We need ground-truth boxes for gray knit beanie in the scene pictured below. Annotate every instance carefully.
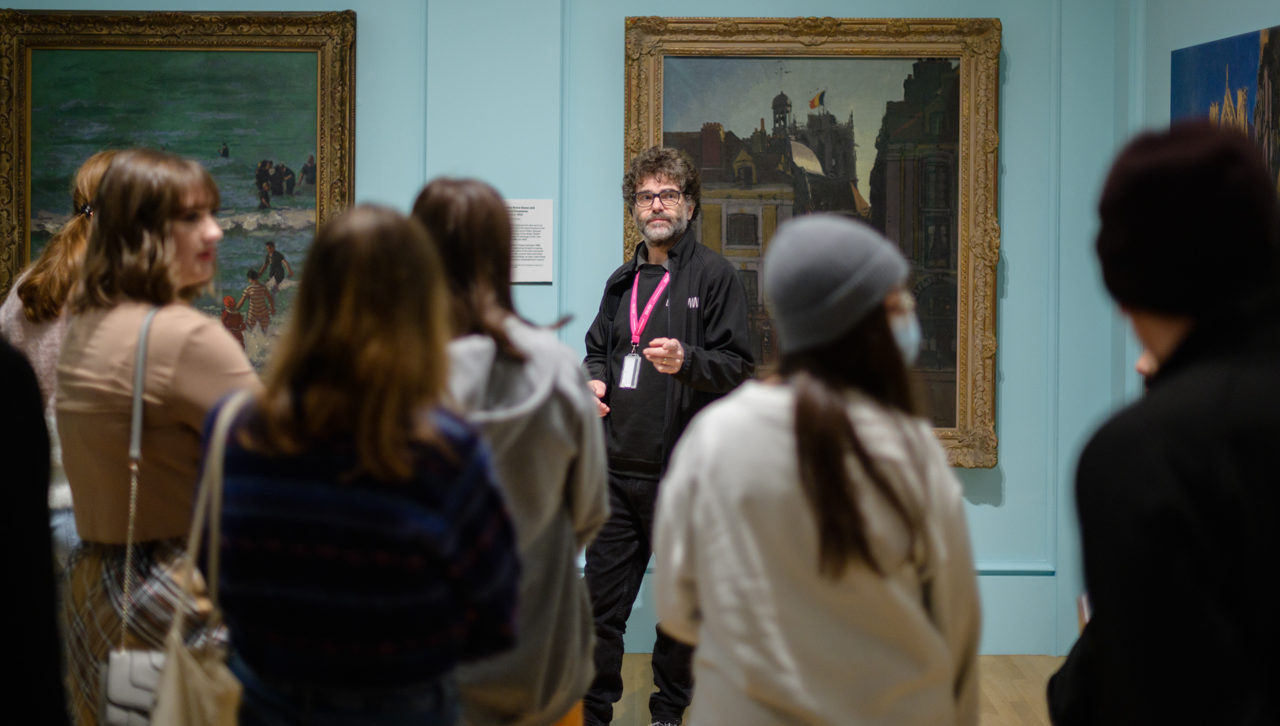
[764,214,909,354]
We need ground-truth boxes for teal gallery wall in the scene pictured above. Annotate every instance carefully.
[16,0,1280,656]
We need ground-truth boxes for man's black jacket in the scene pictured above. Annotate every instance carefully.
[584,230,755,470]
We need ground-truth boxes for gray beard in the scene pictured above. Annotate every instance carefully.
[638,213,688,247]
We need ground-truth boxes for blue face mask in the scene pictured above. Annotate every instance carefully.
[890,313,922,365]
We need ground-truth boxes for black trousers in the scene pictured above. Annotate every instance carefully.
[583,474,693,725]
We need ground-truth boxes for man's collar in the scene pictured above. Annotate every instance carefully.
[667,227,694,258]
[636,242,670,269]
[633,228,693,268]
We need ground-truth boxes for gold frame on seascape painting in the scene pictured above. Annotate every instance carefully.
[624,16,1001,467]
[0,9,355,296]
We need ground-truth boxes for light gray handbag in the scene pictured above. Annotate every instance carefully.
[100,307,249,725]
[100,307,165,726]
[101,649,165,726]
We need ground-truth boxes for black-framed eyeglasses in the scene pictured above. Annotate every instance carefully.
[634,189,683,207]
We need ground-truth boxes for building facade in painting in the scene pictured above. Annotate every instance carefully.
[1210,69,1251,133]
[664,59,962,427]
[868,58,961,426]
[1256,28,1280,190]
[666,90,869,372]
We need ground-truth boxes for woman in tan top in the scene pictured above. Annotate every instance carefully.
[56,148,259,726]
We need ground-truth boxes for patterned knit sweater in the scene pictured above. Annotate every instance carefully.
[206,400,520,688]
[0,275,72,509]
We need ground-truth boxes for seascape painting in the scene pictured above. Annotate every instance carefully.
[29,48,319,371]
[663,56,961,427]
[1171,25,1280,194]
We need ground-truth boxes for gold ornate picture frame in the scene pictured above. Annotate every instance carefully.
[624,16,1000,467]
[0,10,355,368]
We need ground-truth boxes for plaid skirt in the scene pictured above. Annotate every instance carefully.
[62,539,220,726]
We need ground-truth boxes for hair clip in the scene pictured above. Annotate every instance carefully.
[78,203,93,217]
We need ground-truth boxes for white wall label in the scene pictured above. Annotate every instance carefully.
[506,198,553,283]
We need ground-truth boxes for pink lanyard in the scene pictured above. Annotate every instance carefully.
[629,270,671,349]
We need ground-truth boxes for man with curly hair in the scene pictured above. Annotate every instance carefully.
[582,146,755,726]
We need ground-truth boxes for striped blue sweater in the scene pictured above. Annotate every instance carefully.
[202,400,519,688]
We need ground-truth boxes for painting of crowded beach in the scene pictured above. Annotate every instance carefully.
[0,10,355,372]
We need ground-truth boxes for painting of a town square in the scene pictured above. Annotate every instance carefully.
[1171,25,1280,194]
[663,56,962,427]
[28,48,319,371]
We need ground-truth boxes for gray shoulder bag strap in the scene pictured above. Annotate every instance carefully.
[100,307,163,726]
[119,305,161,648]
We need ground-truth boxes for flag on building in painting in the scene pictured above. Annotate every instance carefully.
[809,90,825,109]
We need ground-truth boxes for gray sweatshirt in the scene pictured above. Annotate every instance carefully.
[449,316,610,726]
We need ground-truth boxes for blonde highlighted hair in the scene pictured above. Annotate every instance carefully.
[17,150,118,322]
[72,148,220,312]
[246,204,451,480]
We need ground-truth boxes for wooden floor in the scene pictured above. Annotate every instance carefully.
[614,653,1065,725]
[976,655,1065,726]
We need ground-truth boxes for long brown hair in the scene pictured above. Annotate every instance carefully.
[411,177,527,358]
[72,148,221,312]
[17,150,118,322]
[246,205,450,480]
[778,304,925,579]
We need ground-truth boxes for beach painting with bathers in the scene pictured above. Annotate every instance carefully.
[1171,26,1280,198]
[29,48,318,372]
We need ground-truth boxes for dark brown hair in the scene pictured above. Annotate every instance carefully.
[246,205,450,480]
[17,150,118,322]
[1097,121,1280,316]
[72,148,220,312]
[622,146,701,221]
[778,304,925,578]
[411,177,530,359]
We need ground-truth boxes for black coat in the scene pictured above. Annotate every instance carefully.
[1,340,66,724]
[1048,297,1280,725]
[584,230,755,468]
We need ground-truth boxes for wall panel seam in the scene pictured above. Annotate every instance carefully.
[1046,0,1064,576]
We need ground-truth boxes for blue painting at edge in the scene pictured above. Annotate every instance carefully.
[1171,26,1280,192]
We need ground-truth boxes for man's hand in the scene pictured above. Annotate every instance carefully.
[643,337,684,375]
[588,379,610,417]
